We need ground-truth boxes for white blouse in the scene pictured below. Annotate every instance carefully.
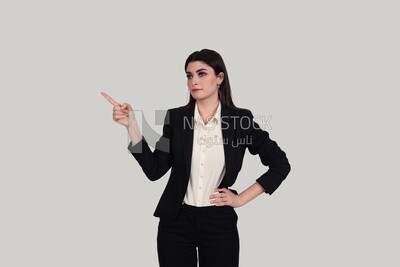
[183,101,226,207]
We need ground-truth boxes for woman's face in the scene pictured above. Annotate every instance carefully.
[186,61,224,102]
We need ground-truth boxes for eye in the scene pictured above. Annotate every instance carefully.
[186,74,193,79]
[198,72,207,77]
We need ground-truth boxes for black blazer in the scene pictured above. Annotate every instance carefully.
[128,102,291,222]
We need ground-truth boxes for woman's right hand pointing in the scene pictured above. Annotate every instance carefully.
[101,91,133,128]
[101,91,143,145]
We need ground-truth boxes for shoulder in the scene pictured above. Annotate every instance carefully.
[160,106,184,116]
[166,106,181,114]
[226,106,254,117]
[166,106,188,117]
[162,106,190,123]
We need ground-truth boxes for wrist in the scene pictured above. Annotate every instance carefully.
[238,193,247,207]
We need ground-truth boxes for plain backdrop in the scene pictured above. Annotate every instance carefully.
[1,1,399,266]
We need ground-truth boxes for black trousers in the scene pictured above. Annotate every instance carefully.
[157,204,240,267]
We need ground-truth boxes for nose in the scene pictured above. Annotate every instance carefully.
[192,76,199,87]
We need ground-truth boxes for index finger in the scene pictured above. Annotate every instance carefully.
[101,91,120,107]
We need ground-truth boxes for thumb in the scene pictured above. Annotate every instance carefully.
[126,103,133,111]
[121,102,133,112]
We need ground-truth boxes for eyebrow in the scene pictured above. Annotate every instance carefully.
[186,68,208,74]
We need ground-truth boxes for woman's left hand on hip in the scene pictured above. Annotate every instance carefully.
[209,188,243,208]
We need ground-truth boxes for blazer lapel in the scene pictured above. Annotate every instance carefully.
[181,104,195,178]
[220,105,236,186]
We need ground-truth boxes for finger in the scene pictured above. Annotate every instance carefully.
[113,106,123,113]
[218,193,226,199]
[209,192,220,200]
[126,103,133,111]
[114,110,127,116]
[114,114,128,120]
[214,188,227,193]
[120,105,129,113]
[213,189,220,194]
[214,200,227,207]
[121,103,133,112]
[101,92,121,107]
[210,199,223,205]
[210,194,227,204]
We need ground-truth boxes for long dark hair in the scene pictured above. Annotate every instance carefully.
[182,49,236,109]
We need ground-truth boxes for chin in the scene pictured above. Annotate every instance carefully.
[190,93,201,100]
[191,95,206,101]
[191,92,218,102]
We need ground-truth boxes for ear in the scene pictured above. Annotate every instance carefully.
[217,72,224,84]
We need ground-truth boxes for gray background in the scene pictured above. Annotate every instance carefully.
[1,0,399,266]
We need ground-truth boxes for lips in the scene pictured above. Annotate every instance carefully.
[192,89,202,92]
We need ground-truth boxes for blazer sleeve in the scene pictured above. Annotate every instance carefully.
[245,110,291,194]
[127,109,174,181]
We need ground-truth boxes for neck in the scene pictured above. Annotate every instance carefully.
[196,97,219,119]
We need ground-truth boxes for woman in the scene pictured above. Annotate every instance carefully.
[101,49,291,267]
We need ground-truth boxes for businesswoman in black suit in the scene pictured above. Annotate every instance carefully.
[101,49,291,267]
